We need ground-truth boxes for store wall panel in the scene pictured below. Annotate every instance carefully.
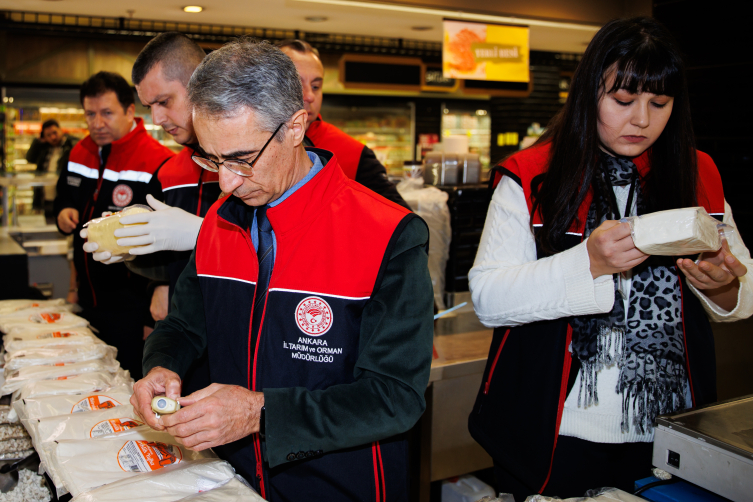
[2,34,144,85]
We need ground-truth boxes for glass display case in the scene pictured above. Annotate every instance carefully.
[1,86,179,226]
[441,107,491,179]
[320,103,415,178]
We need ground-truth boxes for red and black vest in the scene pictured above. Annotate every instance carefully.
[195,149,414,501]
[469,143,724,493]
[62,118,174,309]
[305,117,365,180]
[154,147,221,301]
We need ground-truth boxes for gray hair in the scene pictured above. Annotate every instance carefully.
[187,38,303,141]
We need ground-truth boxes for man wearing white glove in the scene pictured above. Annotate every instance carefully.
[82,33,220,337]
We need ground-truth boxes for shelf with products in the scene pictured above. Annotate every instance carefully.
[321,103,415,178]
[441,108,492,178]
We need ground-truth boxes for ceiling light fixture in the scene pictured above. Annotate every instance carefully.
[293,0,599,32]
[183,6,204,13]
[411,26,433,31]
[305,16,329,22]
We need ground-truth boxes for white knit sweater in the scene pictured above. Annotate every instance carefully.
[470,176,753,443]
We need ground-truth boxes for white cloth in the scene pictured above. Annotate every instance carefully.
[470,176,753,443]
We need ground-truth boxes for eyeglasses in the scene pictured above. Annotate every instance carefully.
[191,122,285,177]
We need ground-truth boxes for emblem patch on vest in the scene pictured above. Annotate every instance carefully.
[112,184,133,207]
[295,296,333,336]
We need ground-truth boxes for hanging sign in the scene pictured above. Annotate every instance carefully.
[443,19,529,83]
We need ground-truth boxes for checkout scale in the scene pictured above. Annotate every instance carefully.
[652,395,753,501]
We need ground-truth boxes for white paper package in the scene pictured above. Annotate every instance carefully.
[2,326,98,352]
[0,309,88,335]
[12,369,132,402]
[25,404,143,448]
[2,357,120,394]
[4,343,116,371]
[49,426,217,497]
[0,299,66,315]
[69,459,238,502]
[176,476,264,501]
[13,383,134,422]
[626,207,727,256]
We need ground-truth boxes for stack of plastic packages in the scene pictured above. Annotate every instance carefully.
[1,299,263,501]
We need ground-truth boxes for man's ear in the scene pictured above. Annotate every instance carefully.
[289,109,308,147]
[126,103,136,121]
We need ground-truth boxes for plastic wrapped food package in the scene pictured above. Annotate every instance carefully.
[69,459,238,502]
[2,358,120,395]
[0,309,89,335]
[2,327,98,352]
[12,369,132,402]
[4,344,116,371]
[48,426,217,497]
[0,298,66,315]
[523,487,644,501]
[175,476,264,501]
[29,406,143,493]
[0,447,35,460]
[625,207,729,256]
[0,404,13,424]
[25,404,142,448]
[84,205,152,257]
[13,383,133,422]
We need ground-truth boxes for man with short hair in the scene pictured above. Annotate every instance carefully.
[54,71,174,379]
[27,119,79,215]
[278,39,409,210]
[131,39,433,501]
[90,33,220,327]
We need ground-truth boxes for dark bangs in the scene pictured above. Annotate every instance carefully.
[606,36,683,97]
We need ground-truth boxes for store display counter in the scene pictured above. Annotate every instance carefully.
[420,310,493,501]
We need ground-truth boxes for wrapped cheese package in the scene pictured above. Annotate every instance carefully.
[12,368,132,402]
[0,308,88,335]
[3,326,98,352]
[0,299,66,315]
[84,205,152,256]
[625,207,730,256]
[48,426,217,497]
[13,383,134,422]
[69,459,239,502]
[2,357,120,395]
[175,476,264,501]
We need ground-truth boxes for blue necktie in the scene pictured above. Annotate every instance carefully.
[251,205,274,339]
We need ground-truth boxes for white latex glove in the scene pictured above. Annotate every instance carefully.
[114,194,204,254]
[81,225,126,265]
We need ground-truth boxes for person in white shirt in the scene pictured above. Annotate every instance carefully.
[468,17,753,499]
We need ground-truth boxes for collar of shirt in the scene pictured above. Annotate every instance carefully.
[250,151,324,253]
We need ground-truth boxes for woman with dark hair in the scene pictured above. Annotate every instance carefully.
[468,17,753,498]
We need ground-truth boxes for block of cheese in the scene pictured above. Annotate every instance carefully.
[630,207,722,256]
[85,205,151,256]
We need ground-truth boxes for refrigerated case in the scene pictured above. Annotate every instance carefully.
[441,106,491,179]
[320,102,415,178]
[1,86,179,226]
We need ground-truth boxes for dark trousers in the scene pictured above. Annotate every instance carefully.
[81,307,146,380]
[494,436,654,501]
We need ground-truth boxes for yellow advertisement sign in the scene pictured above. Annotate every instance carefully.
[443,20,530,83]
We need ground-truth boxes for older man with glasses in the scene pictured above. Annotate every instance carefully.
[131,38,434,501]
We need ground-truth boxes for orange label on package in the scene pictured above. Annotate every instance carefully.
[117,440,183,472]
[90,418,143,437]
[30,312,63,323]
[71,395,121,413]
[36,331,77,339]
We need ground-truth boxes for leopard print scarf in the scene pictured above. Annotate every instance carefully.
[569,152,687,434]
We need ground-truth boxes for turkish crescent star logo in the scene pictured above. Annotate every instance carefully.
[295,296,333,336]
[112,184,133,207]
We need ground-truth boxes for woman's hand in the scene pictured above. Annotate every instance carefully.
[587,220,649,279]
[677,240,747,311]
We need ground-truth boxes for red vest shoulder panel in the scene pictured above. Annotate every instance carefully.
[306,118,365,181]
[158,147,220,189]
[497,143,725,234]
